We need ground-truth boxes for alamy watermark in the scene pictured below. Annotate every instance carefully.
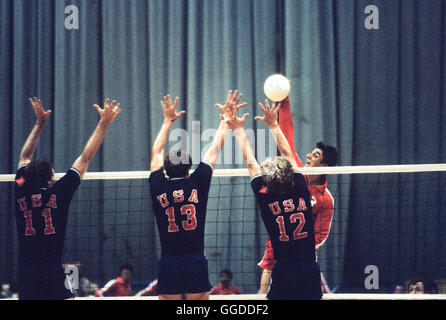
[166,122,280,166]
[364,5,380,30]
[364,265,379,290]
[64,4,379,31]
[64,5,79,30]
[64,264,79,291]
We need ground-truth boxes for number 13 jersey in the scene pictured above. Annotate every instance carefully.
[149,161,213,257]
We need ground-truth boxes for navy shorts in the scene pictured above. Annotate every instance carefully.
[267,260,322,300]
[157,253,211,295]
[18,264,73,300]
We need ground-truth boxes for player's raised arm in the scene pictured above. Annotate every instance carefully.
[220,103,260,178]
[18,97,52,168]
[203,90,247,167]
[150,95,186,172]
[278,96,302,166]
[72,98,122,178]
[255,100,299,171]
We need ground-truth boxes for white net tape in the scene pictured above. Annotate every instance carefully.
[2,293,446,300]
[1,163,446,181]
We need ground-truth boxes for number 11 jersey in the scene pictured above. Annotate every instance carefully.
[14,165,81,267]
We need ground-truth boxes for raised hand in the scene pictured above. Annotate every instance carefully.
[219,100,249,130]
[161,95,186,123]
[215,90,247,117]
[93,98,122,126]
[28,97,52,124]
[255,99,281,128]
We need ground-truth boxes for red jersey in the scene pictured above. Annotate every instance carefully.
[210,283,242,295]
[258,96,334,270]
[95,277,131,297]
[135,279,158,296]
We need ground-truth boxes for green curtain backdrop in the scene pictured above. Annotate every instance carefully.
[1,0,445,293]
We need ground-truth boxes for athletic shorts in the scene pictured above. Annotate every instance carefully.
[157,253,211,295]
[18,263,73,300]
[267,260,322,300]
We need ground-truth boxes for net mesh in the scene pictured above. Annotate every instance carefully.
[1,164,446,298]
[61,176,265,295]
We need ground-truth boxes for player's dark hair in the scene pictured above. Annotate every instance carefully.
[119,264,133,274]
[164,149,192,178]
[316,141,338,167]
[23,159,54,188]
[260,157,294,194]
[220,269,233,279]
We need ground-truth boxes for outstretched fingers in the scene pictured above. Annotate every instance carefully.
[113,102,121,113]
[172,96,180,109]
[176,110,186,119]
[109,99,117,110]
[94,98,122,121]
[93,104,102,113]
[226,90,233,104]
[29,97,52,121]
[240,113,249,123]
[160,94,185,122]
[104,98,110,109]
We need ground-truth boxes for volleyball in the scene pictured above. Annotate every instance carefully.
[263,74,290,102]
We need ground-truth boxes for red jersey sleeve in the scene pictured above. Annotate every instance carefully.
[313,191,335,249]
[233,285,242,294]
[278,96,304,168]
[98,279,119,297]
[137,279,158,296]
[210,285,220,295]
[257,238,276,270]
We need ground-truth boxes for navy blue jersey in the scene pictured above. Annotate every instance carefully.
[251,172,316,262]
[149,161,213,256]
[14,165,81,267]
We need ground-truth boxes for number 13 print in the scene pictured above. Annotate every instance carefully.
[165,204,198,232]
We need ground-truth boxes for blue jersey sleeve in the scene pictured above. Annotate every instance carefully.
[14,165,28,187]
[149,169,167,198]
[292,172,308,191]
[250,175,265,195]
[15,165,27,180]
[14,165,29,200]
[190,161,213,192]
[54,168,82,205]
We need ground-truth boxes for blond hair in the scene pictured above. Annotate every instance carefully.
[259,157,294,194]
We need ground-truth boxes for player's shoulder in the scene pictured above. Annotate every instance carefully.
[16,164,28,173]
[14,165,28,189]
[55,168,82,185]
[250,174,265,193]
[293,171,305,180]
[193,161,213,174]
[292,171,308,189]
[189,161,213,183]
[149,168,167,184]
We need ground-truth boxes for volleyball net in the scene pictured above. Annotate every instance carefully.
[1,164,446,298]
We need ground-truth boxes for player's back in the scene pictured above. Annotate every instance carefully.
[149,161,213,256]
[251,172,316,263]
[14,166,81,267]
